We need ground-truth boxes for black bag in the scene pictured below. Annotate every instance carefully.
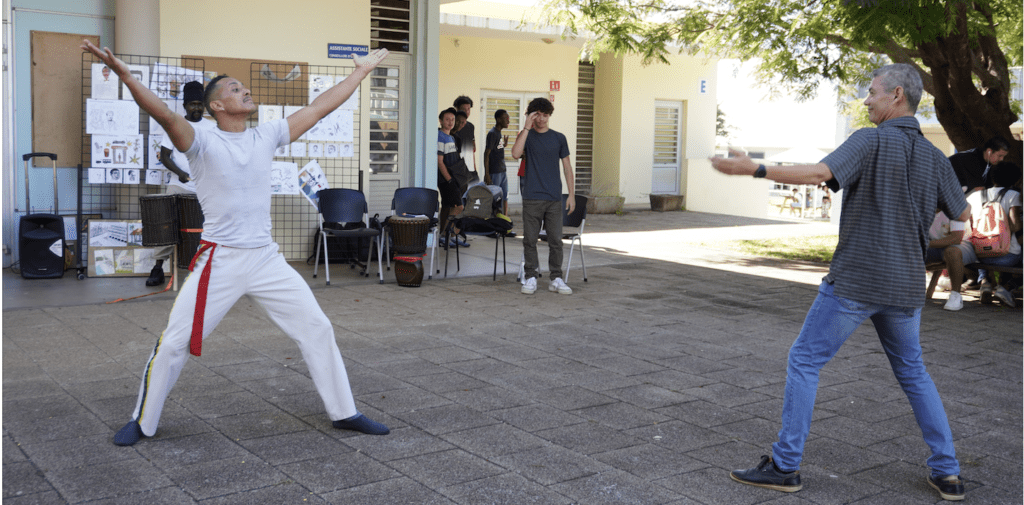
[307,218,382,265]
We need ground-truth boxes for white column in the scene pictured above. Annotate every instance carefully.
[115,0,159,55]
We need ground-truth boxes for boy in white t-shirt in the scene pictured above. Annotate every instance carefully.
[82,40,392,446]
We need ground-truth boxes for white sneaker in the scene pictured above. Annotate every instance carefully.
[521,277,537,295]
[548,277,572,295]
[943,291,963,311]
[936,273,951,291]
[994,286,1016,308]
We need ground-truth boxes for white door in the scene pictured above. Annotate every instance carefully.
[368,55,410,216]
[652,101,683,194]
[481,91,545,206]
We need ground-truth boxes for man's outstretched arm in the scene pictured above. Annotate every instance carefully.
[81,40,194,153]
[287,49,389,142]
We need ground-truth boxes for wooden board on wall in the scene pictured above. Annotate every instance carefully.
[31,31,100,167]
[183,55,310,108]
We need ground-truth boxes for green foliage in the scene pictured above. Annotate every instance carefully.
[701,235,839,263]
[716,104,733,139]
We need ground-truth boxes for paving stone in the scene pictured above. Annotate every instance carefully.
[536,422,643,456]
[551,469,683,505]
[164,457,285,500]
[204,410,310,441]
[46,459,174,503]
[276,451,400,493]
[341,427,455,462]
[386,449,506,488]
[323,477,453,505]
[593,443,707,480]
[439,473,572,505]
[397,404,499,436]
[441,423,549,459]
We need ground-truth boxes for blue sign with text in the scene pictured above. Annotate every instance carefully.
[328,44,369,59]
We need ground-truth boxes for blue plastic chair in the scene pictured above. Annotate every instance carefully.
[313,188,384,284]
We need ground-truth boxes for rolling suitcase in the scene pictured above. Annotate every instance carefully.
[19,153,65,279]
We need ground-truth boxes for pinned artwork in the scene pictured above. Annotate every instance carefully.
[124,169,141,185]
[122,64,150,100]
[115,250,135,274]
[127,223,144,246]
[106,168,124,184]
[324,143,339,158]
[163,171,174,185]
[86,99,140,136]
[133,248,157,274]
[339,143,354,158]
[88,168,106,184]
[298,160,329,208]
[308,143,323,158]
[274,144,290,157]
[91,63,120,100]
[290,142,307,158]
[309,75,334,104]
[149,134,165,168]
[148,100,181,136]
[150,63,203,100]
[92,134,144,168]
[89,221,128,247]
[146,169,164,185]
[270,161,300,195]
[93,249,115,275]
[306,109,353,142]
[259,105,283,125]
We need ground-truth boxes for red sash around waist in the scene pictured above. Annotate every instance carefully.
[188,240,217,357]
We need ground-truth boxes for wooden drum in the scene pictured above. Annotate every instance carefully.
[388,215,430,256]
[176,194,205,269]
[139,194,179,246]
[393,256,424,287]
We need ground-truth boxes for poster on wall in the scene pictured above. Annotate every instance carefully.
[123,169,141,185]
[298,160,329,208]
[121,64,150,100]
[306,109,353,142]
[86,99,140,136]
[290,142,307,158]
[91,134,144,168]
[88,168,106,184]
[149,134,165,168]
[270,161,300,195]
[309,75,334,104]
[150,63,203,100]
[91,63,120,100]
[146,169,164,185]
[259,105,283,125]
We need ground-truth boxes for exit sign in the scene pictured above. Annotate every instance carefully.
[550,80,560,92]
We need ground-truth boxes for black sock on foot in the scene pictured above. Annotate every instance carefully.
[332,413,390,435]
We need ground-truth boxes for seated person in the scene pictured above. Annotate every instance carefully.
[925,208,972,311]
[965,162,1022,306]
[789,187,804,216]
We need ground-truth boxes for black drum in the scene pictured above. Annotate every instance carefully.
[388,215,430,256]
[139,194,179,246]
[176,194,204,269]
[393,256,424,287]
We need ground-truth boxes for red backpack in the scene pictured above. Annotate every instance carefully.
[968,190,1012,258]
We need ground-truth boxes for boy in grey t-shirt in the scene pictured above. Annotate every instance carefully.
[511,97,575,295]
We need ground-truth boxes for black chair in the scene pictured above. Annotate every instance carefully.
[390,187,440,279]
[443,216,511,281]
[516,194,588,282]
[313,188,384,285]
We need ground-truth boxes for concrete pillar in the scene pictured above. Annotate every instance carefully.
[115,0,159,55]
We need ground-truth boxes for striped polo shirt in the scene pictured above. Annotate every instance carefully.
[822,116,967,307]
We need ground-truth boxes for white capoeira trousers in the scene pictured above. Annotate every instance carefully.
[130,242,357,437]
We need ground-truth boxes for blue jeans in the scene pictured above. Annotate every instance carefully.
[977,252,1022,284]
[772,281,960,478]
[490,172,509,202]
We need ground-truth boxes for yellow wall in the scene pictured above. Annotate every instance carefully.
[437,34,581,179]
[592,55,624,197]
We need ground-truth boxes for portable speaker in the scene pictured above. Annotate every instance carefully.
[20,214,65,279]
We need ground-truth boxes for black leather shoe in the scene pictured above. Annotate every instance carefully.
[928,475,965,501]
[145,265,165,286]
[730,455,802,492]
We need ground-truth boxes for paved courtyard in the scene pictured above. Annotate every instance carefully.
[3,210,1021,504]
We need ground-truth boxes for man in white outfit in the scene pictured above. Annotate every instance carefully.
[82,40,391,446]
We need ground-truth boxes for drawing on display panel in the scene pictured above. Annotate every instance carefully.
[290,142,307,158]
[106,168,122,183]
[88,168,106,184]
[163,171,174,185]
[92,134,144,168]
[259,105,282,125]
[146,169,164,185]
[270,161,300,195]
[86,99,140,136]
[127,223,144,246]
[309,75,334,103]
[308,143,323,158]
[124,169,140,185]
[339,143,354,157]
[121,64,150,100]
[274,144,290,157]
[89,221,128,247]
[306,109,353,142]
[133,248,157,274]
[298,159,329,208]
[115,250,135,274]
[150,63,203,100]
[93,249,115,275]
[324,143,338,158]
[149,134,165,168]
[91,63,120,100]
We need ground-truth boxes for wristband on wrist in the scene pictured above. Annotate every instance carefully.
[753,164,767,178]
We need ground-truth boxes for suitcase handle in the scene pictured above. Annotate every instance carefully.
[23,152,57,161]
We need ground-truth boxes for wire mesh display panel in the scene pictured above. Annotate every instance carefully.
[249,62,363,261]
[81,52,205,262]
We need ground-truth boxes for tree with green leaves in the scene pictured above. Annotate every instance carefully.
[541,0,1023,164]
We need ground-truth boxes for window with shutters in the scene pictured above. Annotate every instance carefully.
[370,0,410,53]
[652,101,682,194]
[575,62,595,195]
[369,66,400,174]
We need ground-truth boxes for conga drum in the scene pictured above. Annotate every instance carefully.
[176,194,204,269]
[388,215,430,256]
[138,194,179,246]
[388,216,429,287]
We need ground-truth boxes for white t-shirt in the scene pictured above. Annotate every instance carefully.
[185,119,290,248]
[161,117,216,192]
[965,187,1022,255]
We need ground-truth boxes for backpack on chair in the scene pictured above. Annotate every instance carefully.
[968,189,1012,258]
[462,183,503,220]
